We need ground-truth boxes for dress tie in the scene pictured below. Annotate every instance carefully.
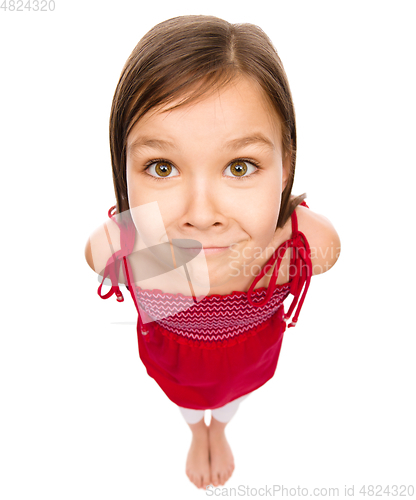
[97,206,135,303]
[247,220,313,328]
[97,206,154,341]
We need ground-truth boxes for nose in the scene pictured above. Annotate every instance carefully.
[180,176,227,230]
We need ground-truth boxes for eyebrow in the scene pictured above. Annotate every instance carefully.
[127,133,275,154]
[223,134,275,152]
[127,137,176,154]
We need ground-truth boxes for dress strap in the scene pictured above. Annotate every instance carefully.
[96,205,153,340]
[247,201,313,328]
[97,205,136,304]
[121,254,154,341]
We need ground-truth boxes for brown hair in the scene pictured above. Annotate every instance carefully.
[109,14,306,228]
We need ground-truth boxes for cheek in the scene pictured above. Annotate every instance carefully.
[238,180,282,233]
[126,172,181,236]
[126,167,155,208]
[126,166,136,205]
[245,204,280,242]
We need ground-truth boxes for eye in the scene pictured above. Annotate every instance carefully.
[224,159,259,179]
[145,160,180,180]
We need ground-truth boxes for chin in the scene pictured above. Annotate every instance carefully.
[188,260,240,291]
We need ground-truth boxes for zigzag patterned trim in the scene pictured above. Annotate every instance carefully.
[135,284,291,343]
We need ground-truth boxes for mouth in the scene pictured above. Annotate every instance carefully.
[172,244,230,256]
[180,247,230,254]
[203,246,230,255]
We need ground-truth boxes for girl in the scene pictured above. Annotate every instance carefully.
[85,15,340,490]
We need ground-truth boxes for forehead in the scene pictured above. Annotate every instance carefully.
[127,76,283,152]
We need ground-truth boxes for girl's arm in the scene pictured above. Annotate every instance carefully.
[84,218,126,284]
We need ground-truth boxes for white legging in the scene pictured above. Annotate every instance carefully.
[178,393,250,424]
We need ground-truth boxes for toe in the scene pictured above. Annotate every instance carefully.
[188,471,198,489]
[212,471,220,487]
[202,474,211,490]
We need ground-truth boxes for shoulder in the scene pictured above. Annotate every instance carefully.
[84,216,126,284]
[294,205,341,276]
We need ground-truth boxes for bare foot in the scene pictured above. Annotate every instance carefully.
[185,418,211,489]
[208,416,235,486]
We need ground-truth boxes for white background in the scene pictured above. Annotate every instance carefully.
[1,1,415,498]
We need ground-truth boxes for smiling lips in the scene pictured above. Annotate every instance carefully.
[175,245,230,255]
[201,247,230,254]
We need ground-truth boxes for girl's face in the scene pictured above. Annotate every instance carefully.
[126,76,290,293]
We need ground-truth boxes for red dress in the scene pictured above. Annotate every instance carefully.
[97,202,313,410]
